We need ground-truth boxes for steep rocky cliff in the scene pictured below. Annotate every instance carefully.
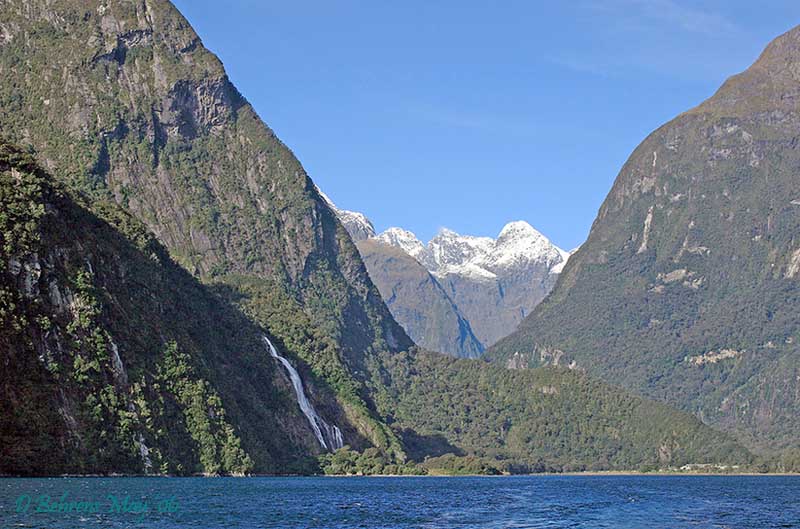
[490,25,800,453]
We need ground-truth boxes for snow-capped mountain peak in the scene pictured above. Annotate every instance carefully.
[318,190,571,276]
[373,220,570,281]
[376,227,425,257]
[426,228,494,273]
[498,220,540,237]
[487,220,564,271]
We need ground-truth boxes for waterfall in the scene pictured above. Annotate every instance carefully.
[109,339,152,473]
[136,431,153,474]
[262,336,344,451]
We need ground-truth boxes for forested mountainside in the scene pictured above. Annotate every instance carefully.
[372,349,751,474]
[0,0,413,461]
[0,0,763,475]
[490,25,800,454]
[0,139,751,476]
[0,141,329,475]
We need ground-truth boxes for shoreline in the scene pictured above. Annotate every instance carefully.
[2,471,798,479]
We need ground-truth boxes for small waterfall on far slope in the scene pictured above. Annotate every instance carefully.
[262,336,344,451]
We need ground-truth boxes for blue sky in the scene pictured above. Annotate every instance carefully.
[173,1,800,250]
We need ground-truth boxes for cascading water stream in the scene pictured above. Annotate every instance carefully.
[262,336,343,451]
[108,339,152,473]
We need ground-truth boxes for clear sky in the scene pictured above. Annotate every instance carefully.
[173,1,800,250]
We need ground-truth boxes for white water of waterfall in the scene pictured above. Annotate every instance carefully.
[109,339,152,473]
[262,336,344,451]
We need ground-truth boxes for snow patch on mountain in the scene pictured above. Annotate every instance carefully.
[423,229,494,276]
[316,187,376,241]
[376,220,570,281]
[337,210,376,241]
[480,221,565,272]
[376,227,425,258]
[316,185,570,277]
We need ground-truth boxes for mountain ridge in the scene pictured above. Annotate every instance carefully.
[488,23,800,454]
[380,220,569,348]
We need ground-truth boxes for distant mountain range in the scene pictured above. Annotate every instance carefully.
[322,192,570,357]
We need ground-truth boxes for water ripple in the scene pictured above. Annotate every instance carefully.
[1,475,798,528]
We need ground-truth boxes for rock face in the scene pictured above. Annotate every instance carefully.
[489,25,800,453]
[336,209,376,242]
[375,222,569,349]
[357,239,484,358]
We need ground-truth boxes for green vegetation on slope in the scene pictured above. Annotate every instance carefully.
[371,350,751,473]
[0,0,412,458]
[489,26,800,454]
[0,141,323,475]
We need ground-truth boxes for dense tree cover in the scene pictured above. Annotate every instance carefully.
[372,349,752,472]
[212,275,408,463]
[775,449,800,473]
[156,341,253,475]
[419,454,506,475]
[318,447,422,476]
[317,448,505,476]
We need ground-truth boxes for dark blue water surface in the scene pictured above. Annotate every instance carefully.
[1,475,798,528]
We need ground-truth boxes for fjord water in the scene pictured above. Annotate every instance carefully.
[1,476,798,528]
